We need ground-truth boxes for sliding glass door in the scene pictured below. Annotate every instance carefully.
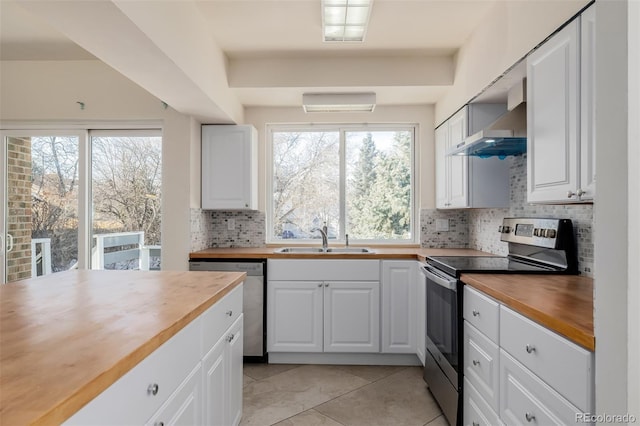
[1,128,162,283]
[0,133,83,283]
[90,131,162,270]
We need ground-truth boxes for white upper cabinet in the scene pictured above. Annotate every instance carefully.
[202,125,258,210]
[527,6,595,203]
[435,104,511,209]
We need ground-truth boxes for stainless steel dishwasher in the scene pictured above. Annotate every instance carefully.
[189,259,267,362]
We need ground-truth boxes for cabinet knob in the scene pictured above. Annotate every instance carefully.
[472,359,480,366]
[472,422,480,426]
[147,383,159,396]
[325,283,329,287]
[227,333,235,343]
[154,423,165,426]
[525,412,536,422]
[525,344,536,354]
[472,310,480,317]
[318,283,322,287]
[226,310,233,317]
[577,189,586,197]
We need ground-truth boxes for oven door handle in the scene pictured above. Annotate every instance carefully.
[422,266,457,291]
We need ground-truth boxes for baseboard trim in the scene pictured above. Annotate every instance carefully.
[268,352,422,366]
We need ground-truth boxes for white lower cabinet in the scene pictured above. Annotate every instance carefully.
[267,259,381,354]
[500,350,583,426]
[203,315,244,426]
[462,285,594,426]
[146,363,202,426]
[267,279,379,353]
[464,378,504,426]
[381,260,417,353]
[64,284,244,426]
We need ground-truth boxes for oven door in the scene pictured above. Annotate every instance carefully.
[423,265,459,388]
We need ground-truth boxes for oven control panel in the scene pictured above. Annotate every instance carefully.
[499,218,572,249]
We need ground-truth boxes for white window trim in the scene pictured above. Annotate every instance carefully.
[266,123,419,245]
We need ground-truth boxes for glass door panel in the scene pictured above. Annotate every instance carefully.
[2,135,80,283]
[90,132,162,270]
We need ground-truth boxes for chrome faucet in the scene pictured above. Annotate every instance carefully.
[311,223,329,250]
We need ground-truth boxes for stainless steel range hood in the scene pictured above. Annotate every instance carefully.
[448,80,527,159]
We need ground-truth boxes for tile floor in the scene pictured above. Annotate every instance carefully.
[241,364,447,426]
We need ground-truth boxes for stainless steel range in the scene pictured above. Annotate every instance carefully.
[421,217,578,426]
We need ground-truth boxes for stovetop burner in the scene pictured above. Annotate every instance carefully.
[426,255,560,278]
[425,217,579,278]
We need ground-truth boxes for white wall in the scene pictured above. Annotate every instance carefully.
[628,0,640,419]
[435,0,590,124]
[594,0,630,417]
[243,104,435,211]
[0,59,197,270]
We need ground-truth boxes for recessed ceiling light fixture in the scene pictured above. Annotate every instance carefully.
[302,93,376,113]
[322,0,373,42]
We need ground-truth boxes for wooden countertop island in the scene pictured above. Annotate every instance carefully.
[462,273,595,351]
[0,269,245,426]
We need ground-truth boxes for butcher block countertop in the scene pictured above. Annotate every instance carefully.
[189,246,492,261]
[0,269,245,426]
[462,273,595,351]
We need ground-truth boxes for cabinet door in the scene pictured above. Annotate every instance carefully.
[580,6,596,201]
[527,20,580,203]
[447,108,469,208]
[202,125,257,210]
[267,281,323,352]
[381,261,416,353]
[202,335,227,426]
[324,281,380,353]
[415,263,426,365]
[435,124,450,208]
[227,316,244,426]
[145,364,202,426]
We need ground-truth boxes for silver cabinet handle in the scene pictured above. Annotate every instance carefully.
[226,310,233,317]
[154,422,165,426]
[317,283,322,287]
[325,283,329,287]
[567,189,586,198]
[472,422,480,426]
[525,412,535,422]
[472,359,480,366]
[147,383,159,395]
[472,310,480,317]
[525,344,536,354]
[227,333,235,343]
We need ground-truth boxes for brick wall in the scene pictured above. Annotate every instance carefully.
[6,137,32,282]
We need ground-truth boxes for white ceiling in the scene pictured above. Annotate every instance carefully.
[0,0,502,115]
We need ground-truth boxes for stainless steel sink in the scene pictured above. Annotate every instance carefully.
[326,248,375,253]
[275,247,375,254]
[274,247,326,253]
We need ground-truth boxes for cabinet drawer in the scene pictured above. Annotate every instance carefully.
[500,306,593,411]
[463,378,503,426]
[500,350,588,426]
[64,318,201,425]
[464,321,499,411]
[145,363,202,426]
[464,286,499,343]
[202,283,243,355]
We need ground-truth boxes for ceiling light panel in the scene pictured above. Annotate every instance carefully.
[322,0,372,42]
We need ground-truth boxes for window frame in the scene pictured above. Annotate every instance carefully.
[266,123,419,245]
